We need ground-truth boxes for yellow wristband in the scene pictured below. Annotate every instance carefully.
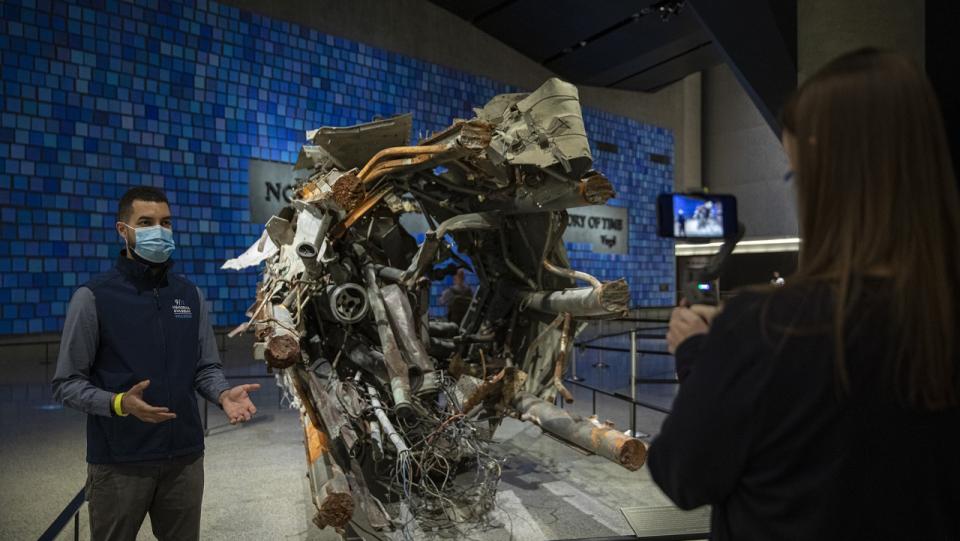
[113,392,128,417]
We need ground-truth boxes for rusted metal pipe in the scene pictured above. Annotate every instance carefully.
[371,264,405,283]
[543,260,602,288]
[366,384,409,454]
[369,419,384,461]
[361,153,436,184]
[578,171,617,204]
[301,412,354,531]
[357,144,447,179]
[262,303,300,369]
[552,313,575,403]
[418,118,493,147]
[482,172,616,214]
[312,465,353,532]
[363,265,415,421]
[520,279,629,317]
[381,284,439,394]
[514,393,647,471]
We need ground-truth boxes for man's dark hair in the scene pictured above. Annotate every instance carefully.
[117,186,169,222]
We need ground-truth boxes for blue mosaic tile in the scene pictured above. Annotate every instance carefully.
[0,0,674,335]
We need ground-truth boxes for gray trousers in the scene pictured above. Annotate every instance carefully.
[86,454,204,541]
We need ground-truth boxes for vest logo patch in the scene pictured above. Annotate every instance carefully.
[172,298,193,319]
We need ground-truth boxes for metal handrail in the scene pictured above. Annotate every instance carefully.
[576,343,671,355]
[613,317,670,323]
[559,534,706,541]
[563,327,677,440]
[563,378,673,415]
[577,327,668,345]
[37,487,85,541]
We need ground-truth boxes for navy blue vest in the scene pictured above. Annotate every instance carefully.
[84,252,204,463]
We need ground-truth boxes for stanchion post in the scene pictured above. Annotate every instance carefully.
[74,510,79,541]
[570,341,583,381]
[43,342,54,383]
[630,330,637,402]
[599,320,604,367]
[630,330,638,437]
[593,320,609,369]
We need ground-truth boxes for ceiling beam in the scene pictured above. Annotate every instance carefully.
[687,0,797,133]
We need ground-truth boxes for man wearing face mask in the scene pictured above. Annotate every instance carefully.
[52,186,259,541]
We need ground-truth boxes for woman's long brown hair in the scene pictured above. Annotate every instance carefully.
[781,48,960,410]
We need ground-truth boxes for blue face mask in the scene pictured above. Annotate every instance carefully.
[123,224,175,264]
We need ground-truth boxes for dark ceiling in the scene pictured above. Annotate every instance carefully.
[429,0,725,92]
[430,0,799,133]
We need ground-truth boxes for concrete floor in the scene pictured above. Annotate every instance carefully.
[382,417,677,541]
[0,321,682,541]
[0,375,326,541]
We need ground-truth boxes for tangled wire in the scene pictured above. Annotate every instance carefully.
[370,373,504,538]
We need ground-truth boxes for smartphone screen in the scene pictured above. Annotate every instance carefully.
[657,193,737,239]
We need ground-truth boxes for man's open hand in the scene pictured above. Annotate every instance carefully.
[121,380,177,423]
[219,384,260,425]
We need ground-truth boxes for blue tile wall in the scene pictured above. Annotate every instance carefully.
[0,0,674,335]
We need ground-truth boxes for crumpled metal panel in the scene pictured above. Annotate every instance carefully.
[304,113,413,170]
[485,78,592,177]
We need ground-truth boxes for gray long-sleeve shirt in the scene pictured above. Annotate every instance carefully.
[52,286,231,417]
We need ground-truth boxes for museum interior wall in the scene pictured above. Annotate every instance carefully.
[0,0,678,336]
[798,0,924,82]
[701,0,926,240]
[702,62,796,239]
[219,0,702,194]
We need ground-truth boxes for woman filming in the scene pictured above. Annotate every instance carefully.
[648,49,960,540]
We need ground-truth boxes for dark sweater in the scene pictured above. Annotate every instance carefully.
[647,282,960,540]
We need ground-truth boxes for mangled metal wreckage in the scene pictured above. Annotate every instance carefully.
[227,78,647,534]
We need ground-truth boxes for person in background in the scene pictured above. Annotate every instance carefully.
[650,49,960,540]
[676,208,686,236]
[770,270,785,286]
[440,268,473,325]
[52,186,260,541]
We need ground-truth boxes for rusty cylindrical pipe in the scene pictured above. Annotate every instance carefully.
[520,279,629,317]
[514,392,647,470]
[301,413,354,531]
[357,145,447,179]
[264,303,300,369]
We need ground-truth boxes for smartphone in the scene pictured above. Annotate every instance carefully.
[657,193,738,239]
